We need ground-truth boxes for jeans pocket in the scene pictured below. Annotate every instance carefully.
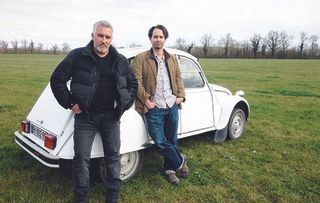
[74,112,88,123]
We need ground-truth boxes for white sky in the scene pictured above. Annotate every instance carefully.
[0,0,319,49]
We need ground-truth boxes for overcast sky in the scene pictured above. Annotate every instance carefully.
[1,0,319,49]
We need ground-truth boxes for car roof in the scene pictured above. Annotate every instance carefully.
[117,47,198,62]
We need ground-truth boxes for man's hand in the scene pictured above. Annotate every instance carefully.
[71,104,82,114]
[145,99,159,109]
[175,97,184,105]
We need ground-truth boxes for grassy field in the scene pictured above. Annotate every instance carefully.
[0,54,319,202]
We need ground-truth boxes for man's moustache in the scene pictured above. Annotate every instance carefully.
[99,45,108,48]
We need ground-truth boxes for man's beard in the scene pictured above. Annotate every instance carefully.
[153,43,163,50]
[95,45,108,54]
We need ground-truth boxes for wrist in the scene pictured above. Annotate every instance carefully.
[145,99,150,105]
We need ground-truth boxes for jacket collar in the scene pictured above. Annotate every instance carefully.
[82,40,120,61]
[148,48,171,60]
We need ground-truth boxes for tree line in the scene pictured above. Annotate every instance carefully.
[1,30,319,59]
[0,39,71,54]
[175,31,319,59]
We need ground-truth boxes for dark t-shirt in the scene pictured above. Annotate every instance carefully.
[89,51,116,113]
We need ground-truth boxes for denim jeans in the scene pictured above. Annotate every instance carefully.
[145,103,183,172]
[73,112,121,203]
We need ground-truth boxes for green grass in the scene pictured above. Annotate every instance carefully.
[1,55,319,202]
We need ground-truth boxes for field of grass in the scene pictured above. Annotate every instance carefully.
[0,54,319,202]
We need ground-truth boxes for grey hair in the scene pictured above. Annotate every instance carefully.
[92,20,113,33]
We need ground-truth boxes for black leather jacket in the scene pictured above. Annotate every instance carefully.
[50,41,137,119]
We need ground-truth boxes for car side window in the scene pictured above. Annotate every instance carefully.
[178,56,205,88]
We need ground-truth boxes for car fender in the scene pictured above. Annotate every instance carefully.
[215,96,249,130]
[118,107,150,154]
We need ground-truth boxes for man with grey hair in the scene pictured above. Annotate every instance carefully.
[50,20,137,202]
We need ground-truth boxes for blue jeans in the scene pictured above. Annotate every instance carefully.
[145,103,183,172]
[73,112,121,203]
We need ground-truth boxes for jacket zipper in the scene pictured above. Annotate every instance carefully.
[85,58,98,112]
[112,60,122,108]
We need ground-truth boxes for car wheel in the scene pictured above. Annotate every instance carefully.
[227,108,246,140]
[99,150,143,182]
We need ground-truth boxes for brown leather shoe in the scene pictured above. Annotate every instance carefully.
[179,155,189,179]
[164,171,180,185]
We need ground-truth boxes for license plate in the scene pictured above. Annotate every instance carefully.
[30,124,47,140]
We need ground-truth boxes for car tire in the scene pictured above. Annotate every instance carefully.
[99,150,143,182]
[227,108,246,140]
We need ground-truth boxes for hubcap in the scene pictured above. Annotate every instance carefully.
[120,152,136,179]
[232,114,243,138]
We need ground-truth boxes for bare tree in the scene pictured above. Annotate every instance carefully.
[308,35,318,57]
[175,38,186,50]
[61,42,71,53]
[267,30,281,58]
[29,40,35,53]
[127,43,141,48]
[21,39,28,53]
[220,33,233,57]
[299,32,308,58]
[260,38,268,58]
[37,42,44,53]
[0,40,9,53]
[200,33,212,56]
[187,42,195,54]
[279,31,291,58]
[240,40,250,58]
[51,44,59,54]
[250,34,261,58]
[11,39,19,53]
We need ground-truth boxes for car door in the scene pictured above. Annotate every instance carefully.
[177,55,214,137]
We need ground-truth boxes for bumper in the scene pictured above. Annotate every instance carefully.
[15,131,60,168]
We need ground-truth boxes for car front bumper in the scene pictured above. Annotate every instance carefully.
[15,131,60,168]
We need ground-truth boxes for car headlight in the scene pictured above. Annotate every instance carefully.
[235,90,245,97]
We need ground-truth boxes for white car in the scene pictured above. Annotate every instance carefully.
[15,47,250,181]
